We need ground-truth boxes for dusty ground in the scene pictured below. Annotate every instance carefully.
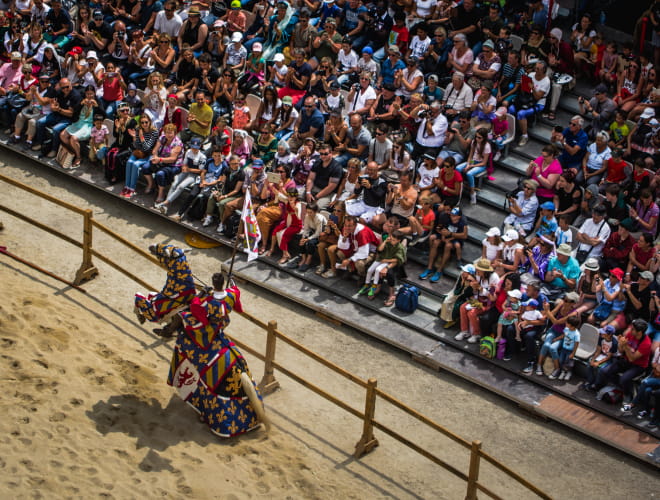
[1,156,659,500]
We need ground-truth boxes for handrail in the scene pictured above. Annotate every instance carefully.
[240,310,369,389]
[0,172,551,500]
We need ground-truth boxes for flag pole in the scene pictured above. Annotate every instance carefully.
[226,231,242,281]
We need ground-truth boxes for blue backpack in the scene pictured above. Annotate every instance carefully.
[395,284,420,313]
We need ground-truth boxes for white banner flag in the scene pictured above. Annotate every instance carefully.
[241,190,262,262]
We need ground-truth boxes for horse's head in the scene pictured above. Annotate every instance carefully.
[149,243,188,264]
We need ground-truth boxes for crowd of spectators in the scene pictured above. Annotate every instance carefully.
[0,0,658,426]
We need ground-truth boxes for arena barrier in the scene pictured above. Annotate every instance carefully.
[0,173,551,500]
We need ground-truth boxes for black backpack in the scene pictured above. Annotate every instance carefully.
[223,211,241,238]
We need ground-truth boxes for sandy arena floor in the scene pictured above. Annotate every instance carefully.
[1,158,659,499]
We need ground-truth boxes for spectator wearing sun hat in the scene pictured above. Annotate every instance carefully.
[545,243,581,292]
[177,6,209,56]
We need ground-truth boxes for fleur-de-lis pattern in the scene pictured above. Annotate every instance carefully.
[166,286,262,438]
[134,244,196,322]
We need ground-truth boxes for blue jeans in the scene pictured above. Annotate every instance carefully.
[632,376,660,409]
[539,331,562,359]
[439,149,465,164]
[456,162,486,188]
[102,99,120,120]
[124,155,151,190]
[35,113,71,150]
[275,129,294,141]
[644,322,660,342]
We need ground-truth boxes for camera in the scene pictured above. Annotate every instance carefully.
[418,109,428,119]
[352,83,361,90]
[118,30,125,37]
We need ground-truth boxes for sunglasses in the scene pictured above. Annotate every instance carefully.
[120,108,129,112]
[60,85,71,89]
[276,169,285,173]
[304,104,315,108]
[319,152,331,156]
[140,120,150,124]
[375,131,385,136]
[94,16,103,20]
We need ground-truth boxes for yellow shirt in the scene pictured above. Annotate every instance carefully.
[189,102,213,138]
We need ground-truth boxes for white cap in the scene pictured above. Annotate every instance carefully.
[485,227,501,237]
[231,32,242,43]
[508,289,522,299]
[86,50,98,60]
[273,53,285,62]
[641,108,655,119]
[502,229,519,242]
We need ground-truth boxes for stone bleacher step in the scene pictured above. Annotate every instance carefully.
[497,152,530,178]
[528,122,555,144]
[476,185,508,212]
[484,168,522,194]
[509,136,546,161]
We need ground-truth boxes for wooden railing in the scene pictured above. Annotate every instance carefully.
[0,173,552,500]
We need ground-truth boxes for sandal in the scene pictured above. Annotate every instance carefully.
[258,248,267,255]
[72,157,81,168]
[384,295,396,307]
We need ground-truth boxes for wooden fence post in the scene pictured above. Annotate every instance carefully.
[354,377,379,458]
[465,440,482,500]
[258,320,281,395]
[74,209,98,285]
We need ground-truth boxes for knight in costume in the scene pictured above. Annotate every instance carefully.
[167,272,268,437]
[134,243,196,336]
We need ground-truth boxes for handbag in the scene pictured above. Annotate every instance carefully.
[514,92,534,110]
[592,302,613,321]
[132,149,147,159]
[7,91,29,110]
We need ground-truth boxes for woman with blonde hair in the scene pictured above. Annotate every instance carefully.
[149,34,176,77]
[142,71,167,129]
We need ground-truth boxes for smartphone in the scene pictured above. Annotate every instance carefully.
[266,171,280,183]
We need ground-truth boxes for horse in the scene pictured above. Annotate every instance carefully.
[134,243,196,335]
[167,274,269,437]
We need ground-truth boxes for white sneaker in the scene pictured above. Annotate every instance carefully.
[467,335,480,344]
[563,371,572,381]
[470,192,477,205]
[558,370,567,381]
[454,331,469,341]
[201,215,213,227]
[216,223,225,233]
[518,135,529,147]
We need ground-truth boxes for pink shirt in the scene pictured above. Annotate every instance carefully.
[0,62,22,88]
[530,157,562,199]
[90,124,109,144]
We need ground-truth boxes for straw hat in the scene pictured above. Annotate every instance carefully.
[475,258,494,273]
